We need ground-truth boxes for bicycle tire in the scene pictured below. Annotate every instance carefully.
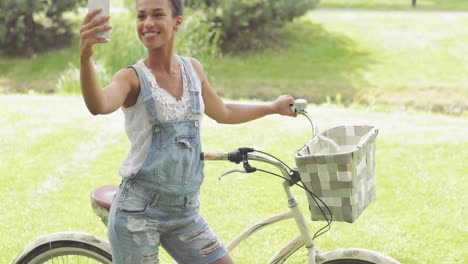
[317,248,400,264]
[321,260,374,264]
[10,232,112,264]
[14,240,112,264]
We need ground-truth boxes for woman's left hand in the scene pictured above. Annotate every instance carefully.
[272,94,297,117]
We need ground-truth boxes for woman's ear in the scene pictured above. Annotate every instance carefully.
[175,16,183,31]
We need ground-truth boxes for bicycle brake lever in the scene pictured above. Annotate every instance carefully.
[218,168,247,180]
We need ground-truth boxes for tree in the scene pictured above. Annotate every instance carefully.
[0,0,86,56]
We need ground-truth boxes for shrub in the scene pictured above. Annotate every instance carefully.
[0,0,85,56]
[175,8,221,60]
[56,62,110,94]
[186,0,319,52]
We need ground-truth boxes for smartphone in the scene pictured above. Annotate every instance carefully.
[88,0,110,39]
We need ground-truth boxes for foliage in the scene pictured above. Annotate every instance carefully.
[56,62,111,94]
[0,0,85,56]
[185,0,319,52]
[175,8,221,59]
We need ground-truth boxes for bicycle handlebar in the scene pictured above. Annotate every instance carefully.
[201,148,301,185]
[201,147,253,163]
[290,99,318,139]
[201,99,314,183]
[201,148,258,175]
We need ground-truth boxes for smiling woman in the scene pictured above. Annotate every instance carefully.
[135,0,183,53]
[78,0,296,263]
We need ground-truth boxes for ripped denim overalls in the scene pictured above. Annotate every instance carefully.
[107,57,226,264]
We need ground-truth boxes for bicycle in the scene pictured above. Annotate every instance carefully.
[10,99,400,264]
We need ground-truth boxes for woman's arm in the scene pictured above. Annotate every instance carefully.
[79,9,138,115]
[80,63,138,115]
[191,58,296,124]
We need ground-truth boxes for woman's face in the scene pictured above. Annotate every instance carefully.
[135,0,182,49]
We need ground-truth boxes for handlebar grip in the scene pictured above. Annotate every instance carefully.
[290,98,308,114]
[202,148,254,163]
[201,152,229,161]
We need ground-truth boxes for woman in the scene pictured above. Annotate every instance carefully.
[79,0,295,263]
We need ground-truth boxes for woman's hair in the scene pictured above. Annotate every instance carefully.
[169,0,184,17]
[135,0,184,17]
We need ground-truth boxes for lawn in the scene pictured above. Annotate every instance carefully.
[318,0,468,10]
[1,95,466,263]
[205,9,468,114]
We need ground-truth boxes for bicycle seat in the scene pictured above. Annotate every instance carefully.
[90,185,118,212]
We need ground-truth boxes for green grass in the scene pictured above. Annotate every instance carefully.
[1,96,466,263]
[0,42,80,93]
[205,10,468,113]
[318,0,468,10]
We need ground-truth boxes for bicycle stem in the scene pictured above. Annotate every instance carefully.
[298,110,319,140]
[291,98,318,140]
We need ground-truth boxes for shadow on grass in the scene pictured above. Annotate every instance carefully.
[282,19,375,104]
[210,19,375,105]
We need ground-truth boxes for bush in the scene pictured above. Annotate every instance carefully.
[186,0,319,52]
[0,0,85,56]
[175,8,221,60]
[56,62,110,94]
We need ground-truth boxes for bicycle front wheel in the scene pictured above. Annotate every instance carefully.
[11,232,112,264]
[317,248,400,264]
[322,260,374,264]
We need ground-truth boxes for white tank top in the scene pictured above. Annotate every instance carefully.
[119,56,205,178]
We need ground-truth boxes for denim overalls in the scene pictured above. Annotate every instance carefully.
[107,56,226,264]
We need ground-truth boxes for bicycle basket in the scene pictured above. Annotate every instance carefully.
[294,125,378,223]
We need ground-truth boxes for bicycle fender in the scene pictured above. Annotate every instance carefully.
[316,248,401,264]
[268,235,305,264]
[9,231,111,264]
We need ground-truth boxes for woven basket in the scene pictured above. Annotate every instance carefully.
[295,125,378,223]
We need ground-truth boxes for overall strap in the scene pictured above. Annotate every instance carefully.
[128,65,160,126]
[178,56,201,115]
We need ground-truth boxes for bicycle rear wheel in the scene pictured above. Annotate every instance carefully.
[11,232,112,264]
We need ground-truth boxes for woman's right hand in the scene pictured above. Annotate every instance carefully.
[79,9,112,60]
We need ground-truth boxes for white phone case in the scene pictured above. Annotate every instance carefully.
[88,0,110,39]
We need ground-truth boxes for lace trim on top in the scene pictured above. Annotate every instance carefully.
[136,59,193,122]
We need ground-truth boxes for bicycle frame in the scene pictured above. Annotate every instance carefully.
[204,151,318,263]
[203,149,399,264]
